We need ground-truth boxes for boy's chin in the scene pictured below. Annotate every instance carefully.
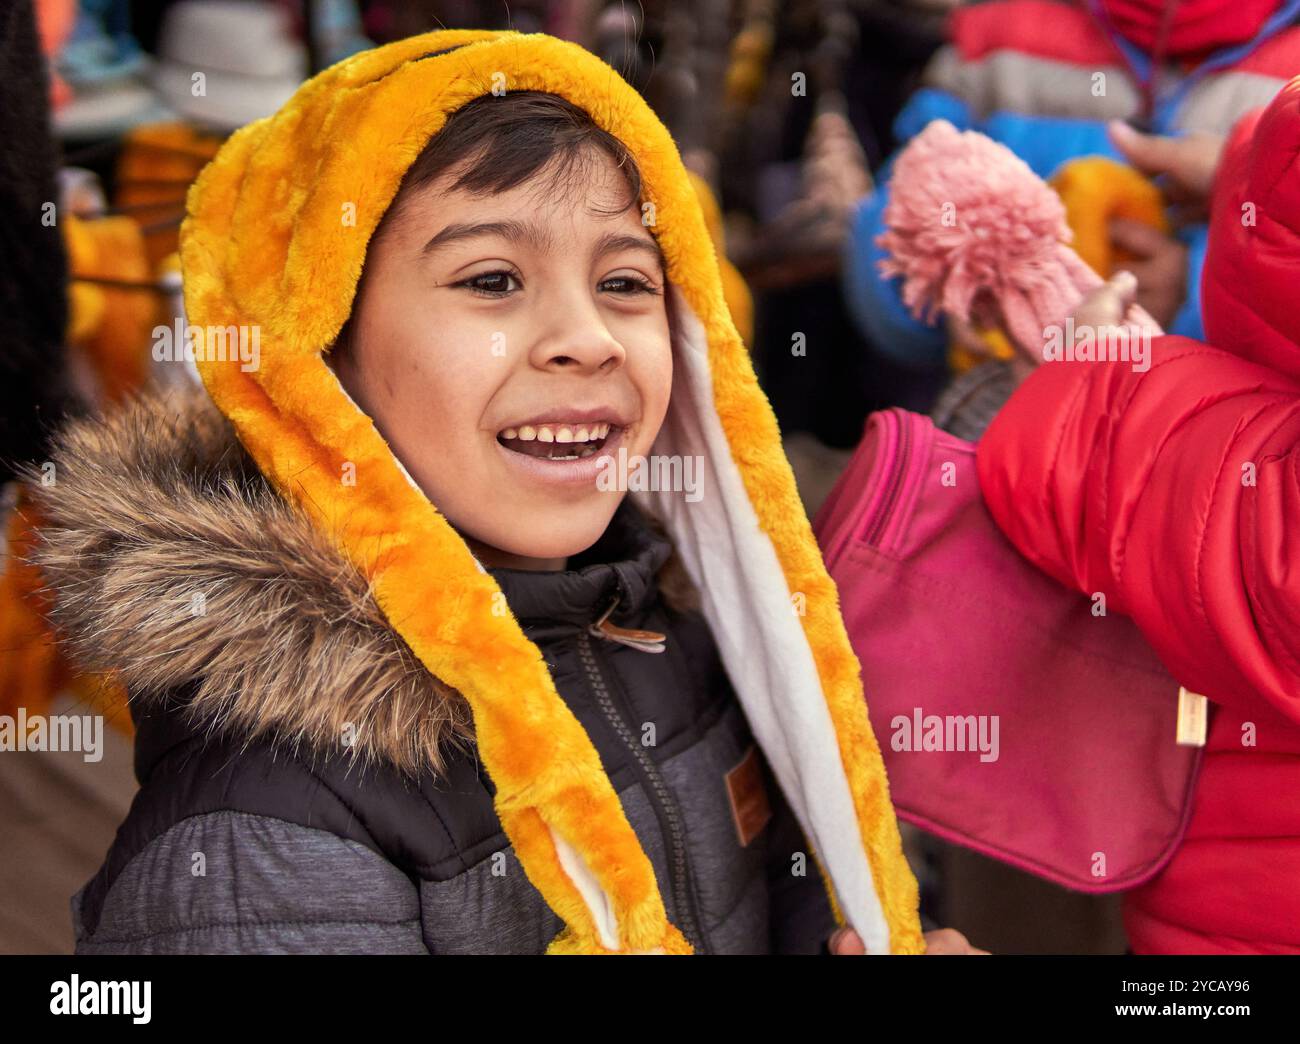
[462,497,624,565]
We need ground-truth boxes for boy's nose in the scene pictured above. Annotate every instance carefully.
[530,309,626,374]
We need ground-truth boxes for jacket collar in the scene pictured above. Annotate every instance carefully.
[488,501,672,639]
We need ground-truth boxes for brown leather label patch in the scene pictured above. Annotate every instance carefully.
[725,745,772,848]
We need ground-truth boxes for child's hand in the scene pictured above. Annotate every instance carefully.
[1107,121,1225,217]
[827,926,989,954]
[1071,269,1140,332]
[1105,222,1186,329]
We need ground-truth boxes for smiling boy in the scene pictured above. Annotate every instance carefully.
[30,32,934,955]
[330,91,672,570]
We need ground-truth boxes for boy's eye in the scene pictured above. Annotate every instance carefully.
[457,270,520,296]
[599,275,659,295]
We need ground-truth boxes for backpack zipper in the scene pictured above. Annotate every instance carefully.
[575,624,709,953]
[860,409,911,548]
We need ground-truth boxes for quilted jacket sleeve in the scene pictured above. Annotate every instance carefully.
[73,811,429,954]
[976,337,1300,723]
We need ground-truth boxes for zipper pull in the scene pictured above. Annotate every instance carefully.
[588,596,667,654]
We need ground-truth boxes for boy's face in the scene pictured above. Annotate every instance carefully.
[334,150,673,569]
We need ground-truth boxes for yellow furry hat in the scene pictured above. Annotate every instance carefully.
[180,29,921,955]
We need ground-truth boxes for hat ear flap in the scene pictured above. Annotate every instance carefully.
[999,286,1046,356]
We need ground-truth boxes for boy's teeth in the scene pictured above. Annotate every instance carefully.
[499,421,618,443]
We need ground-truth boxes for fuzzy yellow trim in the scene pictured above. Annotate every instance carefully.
[1050,156,1168,277]
[685,170,754,346]
[181,29,921,954]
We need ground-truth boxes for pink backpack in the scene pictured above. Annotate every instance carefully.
[814,408,1203,893]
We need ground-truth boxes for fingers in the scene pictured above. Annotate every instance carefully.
[828,927,867,955]
[1107,121,1225,200]
[1108,217,1170,258]
[923,928,986,955]
[1105,268,1138,306]
[1072,270,1138,331]
[1107,120,1185,177]
[828,926,992,954]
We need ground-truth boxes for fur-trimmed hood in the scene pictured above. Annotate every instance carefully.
[25,387,476,780]
[40,30,922,955]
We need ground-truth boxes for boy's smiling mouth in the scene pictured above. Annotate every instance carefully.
[498,422,616,460]
[496,403,631,463]
[491,404,639,490]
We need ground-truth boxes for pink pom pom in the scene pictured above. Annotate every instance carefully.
[877,120,1154,353]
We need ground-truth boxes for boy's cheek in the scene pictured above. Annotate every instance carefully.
[629,347,674,452]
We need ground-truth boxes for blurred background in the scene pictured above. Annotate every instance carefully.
[6,0,1215,954]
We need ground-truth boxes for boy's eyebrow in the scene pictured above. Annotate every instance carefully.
[420,222,665,272]
[593,231,666,272]
[421,219,552,255]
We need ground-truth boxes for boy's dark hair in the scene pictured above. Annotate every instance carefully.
[391,89,643,217]
[332,90,644,359]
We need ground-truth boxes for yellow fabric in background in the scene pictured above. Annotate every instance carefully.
[62,214,153,402]
[1050,156,1169,276]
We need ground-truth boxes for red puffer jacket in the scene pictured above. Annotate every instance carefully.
[977,79,1300,953]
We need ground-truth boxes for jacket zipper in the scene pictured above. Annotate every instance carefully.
[861,410,911,548]
[575,627,710,953]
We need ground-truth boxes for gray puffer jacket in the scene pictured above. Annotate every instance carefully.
[32,391,837,954]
